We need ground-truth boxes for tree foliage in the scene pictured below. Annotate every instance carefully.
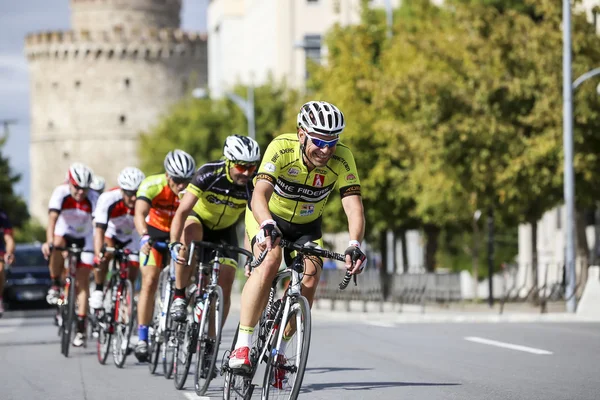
[0,135,29,228]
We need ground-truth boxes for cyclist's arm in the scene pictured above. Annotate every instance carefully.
[250,180,275,225]
[341,195,365,244]
[170,189,198,244]
[134,199,151,237]
[46,211,59,245]
[93,226,106,259]
[4,230,15,265]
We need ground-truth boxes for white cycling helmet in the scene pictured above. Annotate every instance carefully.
[223,134,261,163]
[90,175,105,192]
[164,149,196,179]
[297,101,345,137]
[117,167,145,191]
[68,163,93,188]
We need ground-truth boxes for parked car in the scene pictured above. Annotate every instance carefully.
[3,243,51,308]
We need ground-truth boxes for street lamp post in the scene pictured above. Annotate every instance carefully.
[192,87,256,140]
[563,0,577,313]
[225,86,255,140]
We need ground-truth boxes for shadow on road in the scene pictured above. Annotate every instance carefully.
[301,380,461,393]
[306,366,373,374]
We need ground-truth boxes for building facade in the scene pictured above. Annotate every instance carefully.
[207,0,403,96]
[25,0,207,223]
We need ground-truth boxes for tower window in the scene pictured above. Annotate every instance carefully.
[120,115,127,124]
[124,78,130,88]
[75,80,81,88]
[48,121,54,130]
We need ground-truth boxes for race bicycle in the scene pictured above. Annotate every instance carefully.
[222,239,354,400]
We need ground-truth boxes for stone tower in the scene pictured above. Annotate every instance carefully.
[25,0,207,223]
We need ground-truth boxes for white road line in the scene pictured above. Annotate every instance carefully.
[365,321,396,328]
[464,336,553,355]
[183,392,210,400]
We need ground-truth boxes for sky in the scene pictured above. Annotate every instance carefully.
[0,0,207,203]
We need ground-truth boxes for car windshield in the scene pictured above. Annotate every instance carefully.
[12,248,47,268]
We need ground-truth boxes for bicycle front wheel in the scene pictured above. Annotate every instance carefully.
[195,285,224,396]
[61,279,77,358]
[262,295,311,400]
[113,280,134,368]
[163,285,176,379]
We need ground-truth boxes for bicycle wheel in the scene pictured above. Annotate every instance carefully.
[148,280,163,374]
[97,280,115,364]
[61,278,77,358]
[174,319,197,390]
[113,280,134,368]
[196,285,224,396]
[262,296,311,400]
[163,284,176,379]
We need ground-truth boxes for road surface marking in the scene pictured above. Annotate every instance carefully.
[464,336,553,355]
[183,392,210,400]
[366,321,396,328]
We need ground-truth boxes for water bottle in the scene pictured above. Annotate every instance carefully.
[193,299,205,323]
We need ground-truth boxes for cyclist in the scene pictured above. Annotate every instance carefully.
[89,167,146,311]
[169,135,260,332]
[0,208,15,317]
[42,163,98,347]
[90,175,106,195]
[134,150,196,361]
[228,101,367,379]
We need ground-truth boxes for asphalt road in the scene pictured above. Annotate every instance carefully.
[1,307,599,400]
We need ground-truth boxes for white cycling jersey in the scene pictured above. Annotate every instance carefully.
[94,188,139,246]
[49,184,98,238]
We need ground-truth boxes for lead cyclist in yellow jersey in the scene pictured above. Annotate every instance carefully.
[229,101,367,374]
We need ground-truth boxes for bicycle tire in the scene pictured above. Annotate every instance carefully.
[113,280,134,368]
[262,295,311,400]
[62,278,77,358]
[174,318,197,390]
[148,279,164,375]
[195,285,224,396]
[97,279,115,364]
[163,283,176,379]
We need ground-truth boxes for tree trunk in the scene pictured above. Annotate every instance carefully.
[379,230,390,300]
[576,210,589,298]
[593,202,600,266]
[399,229,409,273]
[472,218,480,300]
[423,224,440,273]
[530,219,538,304]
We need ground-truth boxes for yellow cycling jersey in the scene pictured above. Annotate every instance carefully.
[255,133,361,224]
[186,160,252,230]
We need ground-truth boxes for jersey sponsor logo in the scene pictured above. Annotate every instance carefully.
[206,194,246,209]
[346,173,356,181]
[279,148,294,155]
[313,174,325,188]
[274,178,334,202]
[340,184,361,198]
[264,162,276,173]
[300,204,314,216]
[256,173,275,185]
[271,153,279,163]
[287,167,300,176]
[332,155,351,172]
[315,168,328,175]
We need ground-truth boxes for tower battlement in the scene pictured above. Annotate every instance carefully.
[25,28,206,60]
[70,0,182,32]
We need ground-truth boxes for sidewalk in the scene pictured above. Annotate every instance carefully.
[229,292,600,323]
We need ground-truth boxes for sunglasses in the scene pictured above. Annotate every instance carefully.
[233,163,258,173]
[71,183,88,191]
[123,189,137,197]
[305,132,339,149]
[170,176,191,185]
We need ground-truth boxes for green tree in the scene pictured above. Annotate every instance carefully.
[0,134,29,228]
[139,78,299,173]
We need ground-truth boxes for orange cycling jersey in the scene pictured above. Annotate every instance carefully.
[136,174,180,232]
